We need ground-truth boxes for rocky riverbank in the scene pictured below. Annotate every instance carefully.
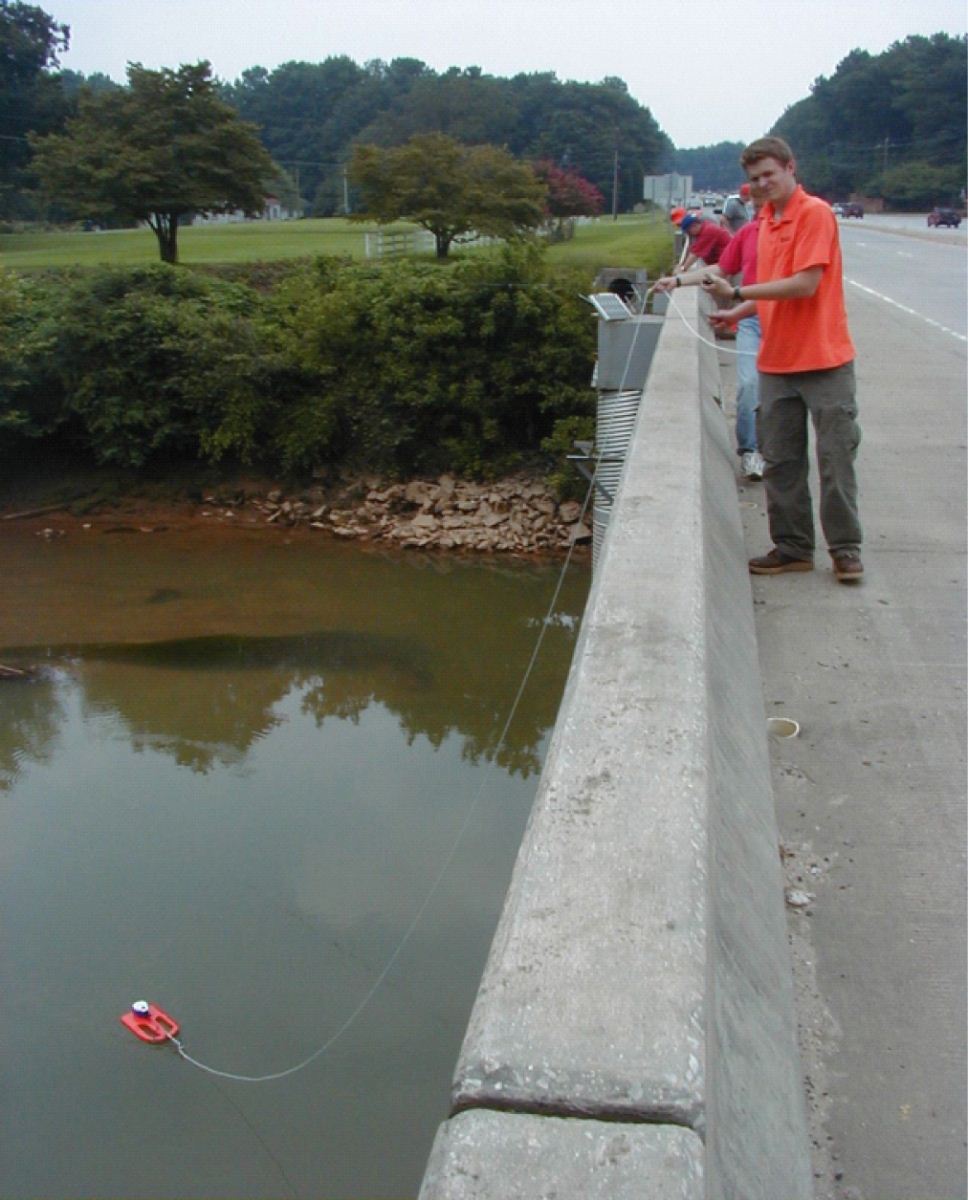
[217,473,591,554]
[5,471,593,558]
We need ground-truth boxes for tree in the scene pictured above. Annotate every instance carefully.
[216,60,670,218]
[58,67,121,98]
[771,34,967,200]
[30,61,277,262]
[672,142,747,191]
[358,67,518,149]
[532,160,603,237]
[505,75,669,212]
[878,160,964,210]
[0,0,70,217]
[349,132,546,258]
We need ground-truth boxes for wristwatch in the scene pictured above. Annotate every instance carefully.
[732,285,743,300]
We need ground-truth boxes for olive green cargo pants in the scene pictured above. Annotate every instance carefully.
[757,361,863,560]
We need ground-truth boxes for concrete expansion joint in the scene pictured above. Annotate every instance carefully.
[449,1095,705,1139]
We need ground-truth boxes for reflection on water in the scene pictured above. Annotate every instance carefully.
[1,630,434,779]
[4,629,434,673]
[0,528,586,1199]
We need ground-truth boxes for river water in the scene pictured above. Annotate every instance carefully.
[0,524,588,1199]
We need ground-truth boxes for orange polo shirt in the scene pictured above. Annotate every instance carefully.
[756,185,854,374]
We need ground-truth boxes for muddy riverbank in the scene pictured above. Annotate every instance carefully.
[2,469,592,559]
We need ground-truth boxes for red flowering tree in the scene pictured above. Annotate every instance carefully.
[533,161,605,238]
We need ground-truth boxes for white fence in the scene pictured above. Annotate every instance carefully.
[363,229,437,258]
[363,221,603,259]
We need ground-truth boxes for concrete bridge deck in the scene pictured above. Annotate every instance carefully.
[730,252,966,1200]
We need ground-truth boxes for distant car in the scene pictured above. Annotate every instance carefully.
[842,203,864,218]
[927,207,961,228]
[831,203,845,217]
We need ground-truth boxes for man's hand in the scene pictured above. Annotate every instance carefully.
[710,299,756,327]
[700,274,734,301]
[653,275,678,293]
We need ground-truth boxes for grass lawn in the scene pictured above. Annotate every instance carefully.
[545,214,672,273]
[1,213,673,278]
[0,218,386,269]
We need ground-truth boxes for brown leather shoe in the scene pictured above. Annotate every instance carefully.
[748,549,814,575]
[832,553,864,583]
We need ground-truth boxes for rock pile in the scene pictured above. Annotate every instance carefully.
[236,474,591,555]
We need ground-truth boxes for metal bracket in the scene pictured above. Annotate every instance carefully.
[567,442,624,504]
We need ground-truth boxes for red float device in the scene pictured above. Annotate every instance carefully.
[120,1001,180,1043]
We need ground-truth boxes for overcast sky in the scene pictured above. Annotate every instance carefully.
[46,0,967,148]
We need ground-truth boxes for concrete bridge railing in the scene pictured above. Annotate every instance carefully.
[419,288,812,1199]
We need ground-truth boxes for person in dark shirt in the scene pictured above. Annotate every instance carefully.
[721,183,752,233]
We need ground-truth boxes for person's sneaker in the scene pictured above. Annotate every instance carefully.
[831,553,864,583]
[748,549,813,575]
[741,450,765,480]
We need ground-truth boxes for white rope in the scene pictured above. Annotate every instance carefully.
[151,276,729,1084]
[665,288,757,356]
[164,474,598,1084]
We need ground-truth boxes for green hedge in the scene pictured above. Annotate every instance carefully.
[0,244,597,479]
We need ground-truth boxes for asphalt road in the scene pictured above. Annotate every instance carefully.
[839,219,967,342]
[850,211,966,246]
[732,224,967,1200]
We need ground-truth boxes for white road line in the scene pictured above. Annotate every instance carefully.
[846,278,967,343]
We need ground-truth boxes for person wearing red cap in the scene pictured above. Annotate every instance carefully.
[675,213,731,274]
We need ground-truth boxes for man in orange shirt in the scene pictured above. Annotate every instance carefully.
[702,136,863,583]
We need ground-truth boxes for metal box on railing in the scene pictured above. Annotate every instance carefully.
[576,288,667,566]
[596,315,664,393]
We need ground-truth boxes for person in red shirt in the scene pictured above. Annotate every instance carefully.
[654,183,766,480]
[675,213,731,271]
[702,136,863,583]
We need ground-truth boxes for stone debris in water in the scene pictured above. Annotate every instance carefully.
[5,473,592,558]
[246,473,590,556]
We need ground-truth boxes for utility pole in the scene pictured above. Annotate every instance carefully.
[611,145,620,222]
[343,166,350,216]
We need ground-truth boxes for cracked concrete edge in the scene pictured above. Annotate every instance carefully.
[450,1068,704,1130]
[418,1110,704,1200]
